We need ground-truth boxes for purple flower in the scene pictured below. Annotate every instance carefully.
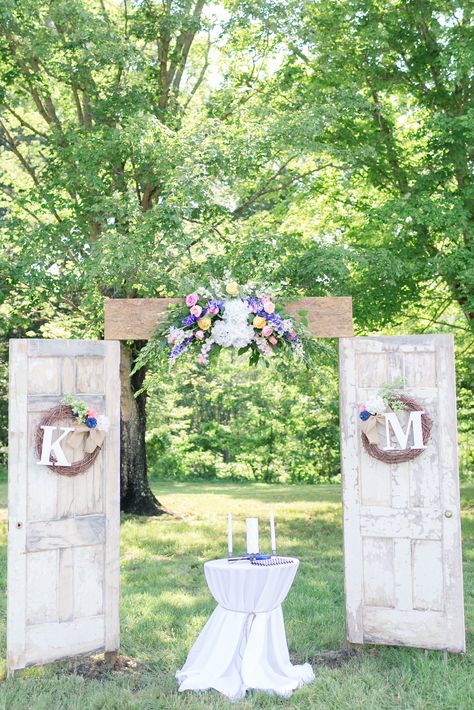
[86,417,97,428]
[169,337,194,360]
[207,299,223,313]
[246,297,263,313]
[267,312,285,334]
[182,314,197,326]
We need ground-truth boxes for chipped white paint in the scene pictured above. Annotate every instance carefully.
[7,339,120,675]
[339,335,465,652]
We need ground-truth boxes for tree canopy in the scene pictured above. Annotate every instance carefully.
[1,0,472,487]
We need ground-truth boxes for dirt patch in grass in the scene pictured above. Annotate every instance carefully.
[57,654,144,680]
[306,648,359,668]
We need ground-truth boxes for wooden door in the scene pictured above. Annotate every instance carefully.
[339,335,465,652]
[7,339,120,674]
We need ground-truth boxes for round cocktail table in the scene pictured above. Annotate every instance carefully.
[176,558,315,700]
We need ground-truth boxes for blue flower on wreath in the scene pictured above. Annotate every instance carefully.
[359,410,371,421]
[86,417,98,428]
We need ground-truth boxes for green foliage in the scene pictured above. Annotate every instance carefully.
[62,394,88,422]
[145,347,341,483]
[0,0,473,473]
[379,377,408,412]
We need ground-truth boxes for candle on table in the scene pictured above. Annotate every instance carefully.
[227,512,233,557]
[246,517,259,554]
[270,512,276,554]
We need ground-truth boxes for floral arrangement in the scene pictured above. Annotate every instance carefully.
[62,394,110,432]
[359,378,407,422]
[160,280,306,366]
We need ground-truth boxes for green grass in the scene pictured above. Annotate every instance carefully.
[0,480,472,709]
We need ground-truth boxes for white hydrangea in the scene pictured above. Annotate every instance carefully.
[167,326,186,345]
[97,415,110,432]
[211,298,255,349]
[365,395,385,415]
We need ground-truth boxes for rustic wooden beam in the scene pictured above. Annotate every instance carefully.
[103,296,354,340]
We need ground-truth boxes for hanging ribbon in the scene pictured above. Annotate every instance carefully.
[68,424,106,454]
[360,414,385,445]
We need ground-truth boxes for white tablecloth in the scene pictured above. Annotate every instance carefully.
[176,558,315,700]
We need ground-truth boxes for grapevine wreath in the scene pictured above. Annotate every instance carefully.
[34,396,109,476]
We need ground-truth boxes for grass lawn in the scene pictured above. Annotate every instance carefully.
[0,479,472,709]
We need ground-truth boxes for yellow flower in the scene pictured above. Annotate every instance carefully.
[197,317,212,330]
[253,316,267,329]
[226,281,239,296]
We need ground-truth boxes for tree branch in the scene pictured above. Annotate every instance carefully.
[3,105,48,140]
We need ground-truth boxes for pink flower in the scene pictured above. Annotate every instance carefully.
[186,293,199,307]
[195,330,205,340]
[87,409,97,418]
[269,336,278,345]
[251,305,257,313]
[261,294,270,302]
[263,301,275,314]
[290,330,297,337]
[190,305,202,317]
[207,306,218,315]
[360,405,367,412]
[262,325,273,337]
[197,355,206,365]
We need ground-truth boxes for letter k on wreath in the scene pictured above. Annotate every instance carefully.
[35,395,110,476]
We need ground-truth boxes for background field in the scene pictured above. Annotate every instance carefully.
[0,478,472,710]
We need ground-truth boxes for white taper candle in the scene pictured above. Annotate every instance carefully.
[227,512,233,557]
[246,517,259,554]
[270,512,276,554]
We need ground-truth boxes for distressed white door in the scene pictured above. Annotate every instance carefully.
[7,339,120,674]
[339,335,465,652]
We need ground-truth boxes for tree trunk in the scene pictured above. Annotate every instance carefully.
[119,342,166,515]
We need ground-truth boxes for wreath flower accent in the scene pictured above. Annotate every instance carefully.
[62,394,110,434]
[158,280,307,367]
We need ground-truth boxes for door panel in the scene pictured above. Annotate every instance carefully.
[7,339,120,674]
[339,335,465,652]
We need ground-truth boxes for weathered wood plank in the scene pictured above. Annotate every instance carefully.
[103,296,354,340]
[74,546,104,618]
[25,616,105,666]
[362,537,395,608]
[26,514,105,551]
[26,550,58,626]
[393,539,413,611]
[339,338,364,643]
[363,608,447,649]
[58,548,74,622]
[27,339,106,357]
[436,335,465,651]
[412,540,443,612]
[104,340,121,652]
[7,340,28,676]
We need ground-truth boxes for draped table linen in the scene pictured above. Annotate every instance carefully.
[176,558,315,700]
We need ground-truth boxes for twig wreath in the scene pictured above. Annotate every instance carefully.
[34,396,110,476]
[359,381,432,464]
